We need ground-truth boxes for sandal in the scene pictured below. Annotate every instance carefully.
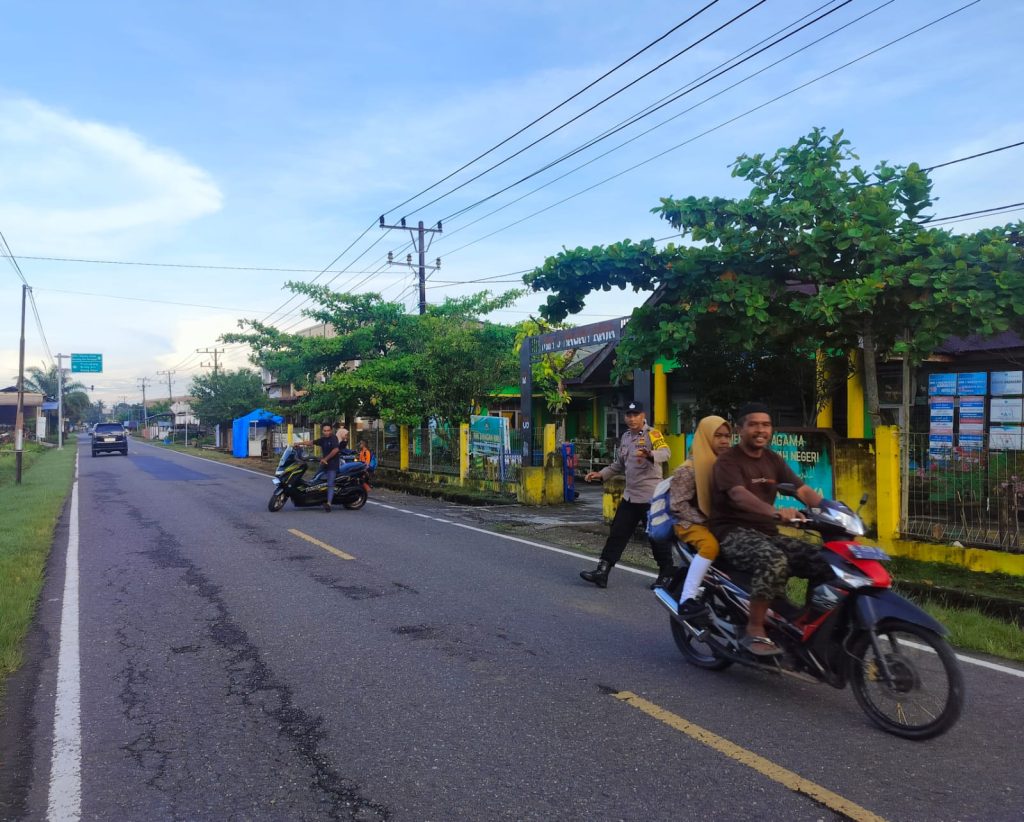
[740,634,782,658]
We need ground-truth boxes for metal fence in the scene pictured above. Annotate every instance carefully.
[367,426,401,469]
[903,433,1024,552]
[571,438,619,477]
[407,426,460,476]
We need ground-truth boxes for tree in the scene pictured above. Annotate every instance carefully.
[187,369,266,429]
[16,362,92,425]
[527,128,1024,428]
[223,284,522,426]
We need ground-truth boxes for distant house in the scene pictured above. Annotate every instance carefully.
[0,385,44,429]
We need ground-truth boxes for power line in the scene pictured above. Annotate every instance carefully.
[924,202,1024,224]
[923,141,1024,172]
[406,0,768,222]
[439,0,855,225]
[437,1,982,259]
[435,0,885,243]
[378,0,726,222]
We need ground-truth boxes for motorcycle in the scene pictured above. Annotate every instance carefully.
[268,445,371,512]
[654,487,964,740]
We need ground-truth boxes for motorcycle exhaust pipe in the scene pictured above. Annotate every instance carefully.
[653,588,709,640]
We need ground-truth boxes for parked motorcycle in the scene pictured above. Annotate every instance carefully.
[655,487,964,740]
[268,446,371,512]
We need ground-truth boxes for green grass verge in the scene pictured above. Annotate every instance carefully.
[888,556,1024,603]
[0,444,77,680]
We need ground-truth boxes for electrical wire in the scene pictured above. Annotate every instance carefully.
[404,0,769,223]
[436,1,982,259]
[439,0,855,225]
[435,0,890,245]
[379,0,725,222]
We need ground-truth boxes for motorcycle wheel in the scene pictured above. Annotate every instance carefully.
[268,489,287,512]
[847,619,964,740]
[670,615,733,671]
[342,488,367,510]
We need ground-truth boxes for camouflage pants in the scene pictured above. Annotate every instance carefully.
[718,528,832,601]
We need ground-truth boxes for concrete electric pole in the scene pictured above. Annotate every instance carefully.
[137,377,151,433]
[197,348,224,374]
[379,216,442,315]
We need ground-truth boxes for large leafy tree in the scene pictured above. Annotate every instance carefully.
[187,369,266,429]
[223,284,522,425]
[528,128,1024,427]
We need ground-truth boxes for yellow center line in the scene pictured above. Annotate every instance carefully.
[288,528,355,560]
[612,691,887,822]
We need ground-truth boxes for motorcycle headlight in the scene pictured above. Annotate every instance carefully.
[272,478,280,485]
[831,565,872,589]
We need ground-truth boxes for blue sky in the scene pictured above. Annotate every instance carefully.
[2,0,1022,406]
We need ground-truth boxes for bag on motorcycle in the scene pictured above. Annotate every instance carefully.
[646,477,676,542]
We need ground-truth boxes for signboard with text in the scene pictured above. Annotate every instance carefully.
[928,373,956,396]
[956,372,988,396]
[991,370,1023,396]
[991,398,1023,424]
[71,353,103,373]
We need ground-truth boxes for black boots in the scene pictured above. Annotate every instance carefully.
[650,566,675,590]
[580,560,612,588]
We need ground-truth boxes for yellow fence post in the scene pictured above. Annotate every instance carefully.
[459,423,469,484]
[287,422,293,445]
[543,423,556,459]
[399,425,409,472]
[847,350,865,439]
[654,363,669,431]
[874,425,900,543]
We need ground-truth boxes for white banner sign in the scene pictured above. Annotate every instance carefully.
[991,398,1024,423]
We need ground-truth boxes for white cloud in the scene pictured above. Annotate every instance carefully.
[0,96,223,254]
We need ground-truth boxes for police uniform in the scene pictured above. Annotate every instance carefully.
[581,402,673,587]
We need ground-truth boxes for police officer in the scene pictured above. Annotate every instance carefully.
[580,401,673,588]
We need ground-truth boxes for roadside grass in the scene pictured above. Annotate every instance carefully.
[0,441,47,483]
[0,444,77,682]
[786,577,1024,664]
[888,556,1024,603]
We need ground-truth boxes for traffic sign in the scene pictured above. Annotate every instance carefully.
[71,353,103,373]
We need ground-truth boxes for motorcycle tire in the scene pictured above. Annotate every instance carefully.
[670,615,733,671]
[342,488,368,510]
[268,489,287,512]
[847,619,964,740]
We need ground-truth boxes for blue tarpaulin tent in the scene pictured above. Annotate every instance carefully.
[232,408,284,458]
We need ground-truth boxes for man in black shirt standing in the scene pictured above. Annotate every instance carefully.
[299,423,344,511]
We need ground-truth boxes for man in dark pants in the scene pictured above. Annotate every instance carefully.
[580,401,673,588]
[297,423,344,511]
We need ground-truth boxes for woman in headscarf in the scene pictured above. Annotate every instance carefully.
[668,415,732,618]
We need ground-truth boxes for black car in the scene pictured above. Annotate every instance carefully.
[92,422,128,456]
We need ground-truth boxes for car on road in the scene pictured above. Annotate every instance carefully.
[92,422,128,456]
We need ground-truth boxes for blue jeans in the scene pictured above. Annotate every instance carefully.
[323,468,337,505]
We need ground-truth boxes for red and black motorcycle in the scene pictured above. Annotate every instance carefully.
[655,488,964,740]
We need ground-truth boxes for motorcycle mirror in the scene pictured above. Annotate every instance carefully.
[856,492,869,514]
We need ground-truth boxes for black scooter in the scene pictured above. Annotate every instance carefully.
[268,445,371,512]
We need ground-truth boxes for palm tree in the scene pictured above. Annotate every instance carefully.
[16,362,93,426]
[19,362,88,401]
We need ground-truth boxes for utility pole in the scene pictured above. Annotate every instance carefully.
[157,369,175,405]
[56,353,67,449]
[137,377,151,435]
[14,284,28,483]
[379,216,442,315]
[197,347,224,374]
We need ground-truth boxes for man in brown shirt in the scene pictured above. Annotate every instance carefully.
[708,403,829,656]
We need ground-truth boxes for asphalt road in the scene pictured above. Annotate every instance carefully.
[3,437,1023,821]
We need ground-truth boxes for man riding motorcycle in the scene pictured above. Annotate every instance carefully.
[707,402,831,657]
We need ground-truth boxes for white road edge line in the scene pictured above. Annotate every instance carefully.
[48,452,82,821]
[133,445,1024,681]
[902,639,1024,679]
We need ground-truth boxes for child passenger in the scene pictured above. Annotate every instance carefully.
[669,415,732,618]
